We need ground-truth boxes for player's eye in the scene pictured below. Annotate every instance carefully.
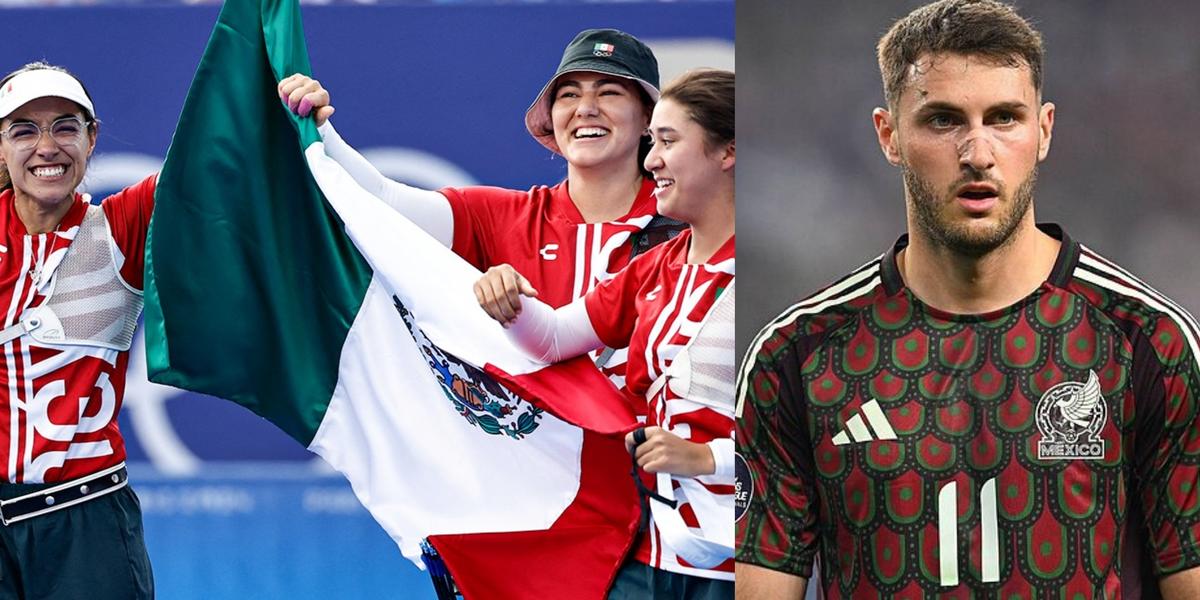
[556,89,580,100]
[991,112,1017,126]
[5,123,38,141]
[927,114,958,129]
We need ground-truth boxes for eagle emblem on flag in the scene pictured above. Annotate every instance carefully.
[394,297,544,439]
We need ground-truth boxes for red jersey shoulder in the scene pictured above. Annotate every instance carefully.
[99,173,157,290]
[441,183,563,269]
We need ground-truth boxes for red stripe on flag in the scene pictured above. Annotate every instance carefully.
[431,430,641,599]
[485,357,639,435]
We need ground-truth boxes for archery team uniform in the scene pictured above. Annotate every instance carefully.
[0,176,156,599]
[586,229,736,591]
[736,225,1200,598]
[444,178,665,389]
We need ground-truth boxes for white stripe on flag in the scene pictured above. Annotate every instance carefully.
[302,144,588,563]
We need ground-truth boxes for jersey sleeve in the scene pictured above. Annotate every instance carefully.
[100,173,157,290]
[319,122,454,246]
[1132,313,1200,576]
[440,186,507,271]
[734,334,821,577]
[583,249,656,350]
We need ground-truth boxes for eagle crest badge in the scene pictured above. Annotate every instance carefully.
[393,296,543,439]
[1035,370,1107,460]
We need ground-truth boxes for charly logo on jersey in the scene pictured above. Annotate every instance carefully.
[1036,370,1106,460]
[393,296,544,439]
[734,453,752,522]
[539,243,558,260]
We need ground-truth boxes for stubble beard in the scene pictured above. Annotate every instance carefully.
[903,164,1037,259]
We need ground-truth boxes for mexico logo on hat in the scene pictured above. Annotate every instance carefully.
[593,43,615,57]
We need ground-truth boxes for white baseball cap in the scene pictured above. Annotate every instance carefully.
[0,68,95,121]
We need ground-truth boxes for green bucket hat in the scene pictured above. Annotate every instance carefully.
[525,29,660,155]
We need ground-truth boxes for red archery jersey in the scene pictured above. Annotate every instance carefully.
[0,175,154,483]
[586,230,736,579]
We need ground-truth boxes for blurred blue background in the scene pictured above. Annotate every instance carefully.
[1,1,733,598]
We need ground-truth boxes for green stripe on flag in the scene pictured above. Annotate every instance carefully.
[144,0,371,445]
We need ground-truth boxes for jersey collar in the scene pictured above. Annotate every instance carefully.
[0,189,88,240]
[556,178,658,226]
[880,223,1079,297]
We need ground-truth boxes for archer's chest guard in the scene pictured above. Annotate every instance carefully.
[0,205,143,351]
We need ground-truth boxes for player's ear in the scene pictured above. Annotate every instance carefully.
[1037,101,1054,161]
[873,107,902,166]
[720,139,735,172]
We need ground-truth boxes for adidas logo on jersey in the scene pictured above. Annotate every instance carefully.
[831,399,896,445]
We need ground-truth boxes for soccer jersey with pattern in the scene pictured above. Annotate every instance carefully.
[588,230,736,580]
[736,225,1200,598]
[0,175,155,484]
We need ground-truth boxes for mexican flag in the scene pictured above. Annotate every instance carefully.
[143,0,642,597]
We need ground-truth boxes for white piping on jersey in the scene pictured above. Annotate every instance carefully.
[21,234,50,482]
[1078,248,1200,356]
[572,224,588,300]
[645,264,693,383]
[570,216,654,301]
[704,257,736,276]
[1075,255,1200,366]
[6,236,34,482]
[591,224,603,288]
[649,507,662,568]
[735,261,883,418]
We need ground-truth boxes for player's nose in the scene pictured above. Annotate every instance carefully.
[957,132,996,173]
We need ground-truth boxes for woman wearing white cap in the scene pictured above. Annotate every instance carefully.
[280,29,688,598]
[0,61,155,598]
[475,69,736,600]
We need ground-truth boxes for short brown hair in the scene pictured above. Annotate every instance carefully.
[660,69,734,150]
[877,0,1043,108]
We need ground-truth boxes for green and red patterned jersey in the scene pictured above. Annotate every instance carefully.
[735,225,1200,598]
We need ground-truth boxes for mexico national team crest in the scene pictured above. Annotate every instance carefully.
[393,297,544,440]
[1036,370,1106,460]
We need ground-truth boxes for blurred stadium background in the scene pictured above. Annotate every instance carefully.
[739,0,1200,358]
[1,1,731,598]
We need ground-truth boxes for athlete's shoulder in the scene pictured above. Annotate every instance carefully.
[1067,243,1200,367]
[743,255,890,369]
[441,184,542,203]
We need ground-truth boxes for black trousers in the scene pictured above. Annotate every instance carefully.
[607,560,732,600]
[0,484,153,600]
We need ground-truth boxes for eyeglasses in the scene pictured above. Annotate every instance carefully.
[0,116,91,151]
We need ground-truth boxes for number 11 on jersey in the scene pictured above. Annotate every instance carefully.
[937,478,999,586]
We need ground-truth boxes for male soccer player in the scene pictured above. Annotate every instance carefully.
[735,0,1200,597]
